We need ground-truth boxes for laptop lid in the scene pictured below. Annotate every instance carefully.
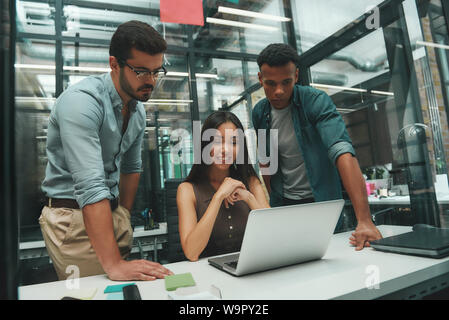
[371,228,449,258]
[228,199,344,276]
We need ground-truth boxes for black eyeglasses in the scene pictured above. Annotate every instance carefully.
[119,59,167,81]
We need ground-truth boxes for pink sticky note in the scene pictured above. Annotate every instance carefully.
[160,0,204,26]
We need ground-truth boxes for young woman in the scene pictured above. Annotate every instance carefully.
[177,111,270,261]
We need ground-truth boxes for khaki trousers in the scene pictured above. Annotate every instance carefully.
[39,204,133,280]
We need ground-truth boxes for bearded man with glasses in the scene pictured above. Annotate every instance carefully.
[40,20,173,281]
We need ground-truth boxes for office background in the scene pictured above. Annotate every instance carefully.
[2,0,449,297]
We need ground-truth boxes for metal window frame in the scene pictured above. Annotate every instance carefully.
[1,0,18,300]
[441,0,449,36]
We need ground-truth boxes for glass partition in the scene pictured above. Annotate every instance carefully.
[62,1,187,46]
[16,0,56,36]
[14,1,194,284]
[292,0,385,53]
[196,56,245,121]
[413,0,449,227]
[15,38,55,232]
[308,0,449,229]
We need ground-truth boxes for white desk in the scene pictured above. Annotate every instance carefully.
[18,225,449,300]
[367,193,449,205]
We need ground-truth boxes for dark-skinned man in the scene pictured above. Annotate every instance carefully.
[252,43,382,250]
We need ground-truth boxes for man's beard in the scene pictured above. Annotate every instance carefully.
[119,69,153,102]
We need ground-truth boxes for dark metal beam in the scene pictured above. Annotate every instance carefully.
[55,0,63,97]
[441,0,449,36]
[282,0,298,52]
[186,26,199,122]
[0,0,18,300]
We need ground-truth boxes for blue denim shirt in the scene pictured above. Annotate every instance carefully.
[42,73,146,208]
[252,84,355,207]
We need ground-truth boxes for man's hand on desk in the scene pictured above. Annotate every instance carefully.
[349,221,383,251]
[106,259,174,281]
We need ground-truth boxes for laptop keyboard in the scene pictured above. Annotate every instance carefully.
[225,260,238,269]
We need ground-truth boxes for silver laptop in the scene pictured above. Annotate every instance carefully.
[208,199,344,276]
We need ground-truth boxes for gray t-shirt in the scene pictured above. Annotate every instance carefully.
[270,104,313,200]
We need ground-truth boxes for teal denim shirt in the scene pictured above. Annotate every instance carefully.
[252,84,356,207]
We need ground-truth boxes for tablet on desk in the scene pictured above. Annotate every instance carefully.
[370,228,449,258]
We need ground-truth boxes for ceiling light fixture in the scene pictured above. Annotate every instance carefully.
[166,71,218,79]
[15,64,109,72]
[16,64,219,79]
[310,83,367,93]
[370,90,394,96]
[63,66,110,72]
[143,102,189,106]
[15,63,55,70]
[416,40,449,51]
[15,96,56,102]
[195,73,219,79]
[166,71,189,77]
[206,17,278,32]
[218,6,291,22]
[149,99,193,103]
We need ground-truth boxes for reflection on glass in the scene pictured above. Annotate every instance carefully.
[62,5,187,46]
[62,42,109,89]
[230,101,257,166]
[142,54,192,191]
[194,0,287,53]
[413,0,449,228]
[72,0,161,9]
[246,61,260,87]
[250,86,266,108]
[196,57,244,121]
[15,39,57,101]
[310,28,390,90]
[293,0,384,53]
[17,0,56,35]
[309,13,449,227]
[15,38,55,233]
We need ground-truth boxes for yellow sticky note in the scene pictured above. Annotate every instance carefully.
[61,288,98,300]
[165,273,196,291]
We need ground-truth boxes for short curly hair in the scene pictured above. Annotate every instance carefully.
[257,43,300,69]
[109,20,167,66]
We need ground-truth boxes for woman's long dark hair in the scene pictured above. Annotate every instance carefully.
[184,111,259,189]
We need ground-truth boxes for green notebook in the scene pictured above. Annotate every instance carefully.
[164,272,196,291]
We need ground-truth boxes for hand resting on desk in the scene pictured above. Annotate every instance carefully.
[106,259,174,281]
[349,221,383,250]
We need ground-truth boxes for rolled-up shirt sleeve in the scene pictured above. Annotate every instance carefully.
[308,90,356,164]
[328,141,356,164]
[121,127,144,174]
[56,90,112,208]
